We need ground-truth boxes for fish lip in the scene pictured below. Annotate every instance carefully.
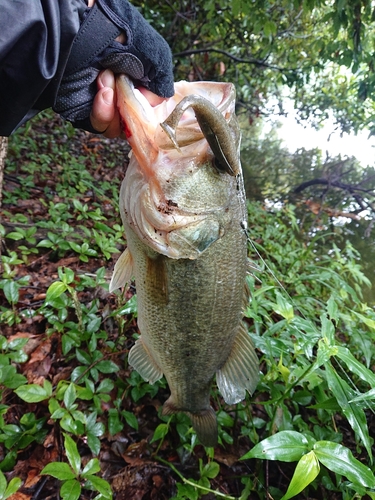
[116,75,153,120]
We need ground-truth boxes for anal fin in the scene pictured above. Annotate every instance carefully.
[216,322,259,405]
[128,337,163,384]
[109,248,134,292]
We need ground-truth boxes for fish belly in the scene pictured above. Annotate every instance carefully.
[126,215,247,412]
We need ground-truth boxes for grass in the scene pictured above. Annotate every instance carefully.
[0,110,374,499]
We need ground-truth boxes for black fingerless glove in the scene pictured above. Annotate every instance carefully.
[54,0,174,132]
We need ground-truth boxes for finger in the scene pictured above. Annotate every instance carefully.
[90,87,115,133]
[138,86,167,106]
[97,69,115,90]
[102,108,123,138]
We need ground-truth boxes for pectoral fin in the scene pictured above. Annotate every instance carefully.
[109,248,134,292]
[216,322,259,405]
[128,337,163,384]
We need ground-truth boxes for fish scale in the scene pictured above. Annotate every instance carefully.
[111,75,259,446]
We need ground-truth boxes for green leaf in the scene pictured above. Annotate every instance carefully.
[0,470,6,495]
[46,281,68,301]
[87,434,101,456]
[263,20,277,37]
[14,382,51,403]
[201,461,220,479]
[41,462,76,481]
[108,409,123,436]
[116,295,138,316]
[4,476,22,499]
[64,435,81,476]
[281,451,320,500]
[335,346,375,386]
[274,291,294,321]
[175,482,198,500]
[121,410,138,431]
[60,479,81,500]
[86,317,101,334]
[241,431,310,462]
[150,423,169,443]
[325,362,372,461]
[81,458,101,477]
[3,281,19,305]
[326,296,338,321]
[85,475,112,498]
[350,387,375,403]
[43,379,53,397]
[5,231,24,241]
[320,315,335,345]
[95,360,119,374]
[60,267,75,284]
[0,451,16,472]
[96,379,114,394]
[75,349,91,365]
[353,312,375,330]
[64,383,77,410]
[314,441,375,488]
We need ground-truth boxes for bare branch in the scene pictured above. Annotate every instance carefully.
[293,177,375,195]
[173,47,296,72]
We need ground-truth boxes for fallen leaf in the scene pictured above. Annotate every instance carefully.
[24,469,41,488]
[8,493,31,500]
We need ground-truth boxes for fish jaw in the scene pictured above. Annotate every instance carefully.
[116,75,160,177]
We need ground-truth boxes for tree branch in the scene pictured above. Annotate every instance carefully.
[173,47,295,72]
[293,177,374,195]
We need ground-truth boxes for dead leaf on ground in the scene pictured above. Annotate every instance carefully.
[24,469,41,488]
[8,493,31,500]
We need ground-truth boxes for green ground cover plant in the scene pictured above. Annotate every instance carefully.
[0,112,374,499]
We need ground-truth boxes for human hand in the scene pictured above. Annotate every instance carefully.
[90,69,165,138]
[54,0,174,134]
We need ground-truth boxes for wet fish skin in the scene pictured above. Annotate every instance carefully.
[111,75,259,447]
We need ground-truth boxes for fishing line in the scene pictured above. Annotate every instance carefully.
[243,225,375,420]
[243,224,304,317]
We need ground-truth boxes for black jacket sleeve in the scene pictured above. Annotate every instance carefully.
[0,0,87,136]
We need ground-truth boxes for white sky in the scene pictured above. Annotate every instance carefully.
[274,103,375,168]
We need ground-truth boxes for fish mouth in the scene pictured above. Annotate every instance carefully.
[115,74,238,151]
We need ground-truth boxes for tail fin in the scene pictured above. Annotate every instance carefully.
[187,408,218,447]
[162,398,218,447]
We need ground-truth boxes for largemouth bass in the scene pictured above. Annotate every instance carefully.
[111,75,259,447]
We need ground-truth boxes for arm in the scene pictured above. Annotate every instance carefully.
[0,0,174,137]
[0,0,86,136]
[54,0,174,134]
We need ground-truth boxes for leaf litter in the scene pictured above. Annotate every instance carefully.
[0,111,270,500]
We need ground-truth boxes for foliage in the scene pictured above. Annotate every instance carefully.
[135,0,375,134]
[240,117,375,298]
[0,470,21,500]
[41,434,112,500]
[1,109,375,498]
